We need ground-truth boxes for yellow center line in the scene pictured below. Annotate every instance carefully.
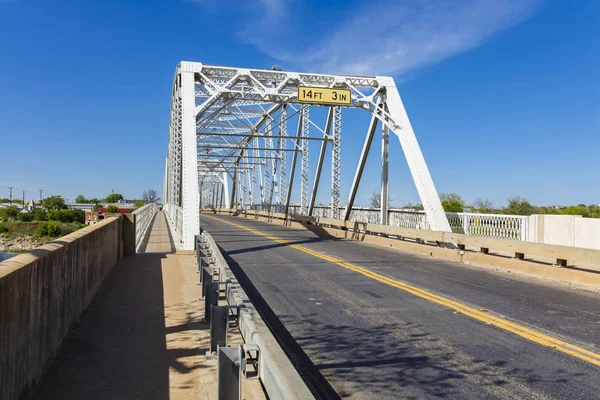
[204,214,600,367]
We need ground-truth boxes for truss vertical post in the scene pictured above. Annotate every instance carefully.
[300,106,310,216]
[344,101,382,221]
[331,106,342,220]
[381,110,389,225]
[309,107,334,216]
[214,183,218,208]
[230,163,238,209]
[179,62,200,249]
[278,107,288,210]
[255,138,264,207]
[263,126,272,211]
[381,78,451,232]
[285,112,303,214]
[222,172,230,209]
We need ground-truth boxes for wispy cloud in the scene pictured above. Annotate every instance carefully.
[190,0,543,76]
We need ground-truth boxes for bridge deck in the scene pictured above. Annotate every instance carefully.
[201,214,600,400]
[28,212,264,400]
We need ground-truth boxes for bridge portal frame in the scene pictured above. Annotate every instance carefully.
[165,61,450,250]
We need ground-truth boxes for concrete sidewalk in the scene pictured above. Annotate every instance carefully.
[28,212,265,400]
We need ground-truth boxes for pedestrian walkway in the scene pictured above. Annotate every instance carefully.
[138,210,175,253]
[28,212,265,400]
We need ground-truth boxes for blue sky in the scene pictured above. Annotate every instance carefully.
[0,0,598,207]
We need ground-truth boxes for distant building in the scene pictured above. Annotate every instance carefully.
[85,212,100,225]
[66,203,96,212]
[99,204,136,214]
[0,203,30,213]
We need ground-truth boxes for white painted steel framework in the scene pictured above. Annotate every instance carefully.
[164,61,450,249]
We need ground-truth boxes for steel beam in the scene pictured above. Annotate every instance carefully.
[344,101,382,221]
[308,107,334,216]
[381,109,389,225]
[285,113,303,215]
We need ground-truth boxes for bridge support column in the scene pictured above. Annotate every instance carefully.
[180,61,200,249]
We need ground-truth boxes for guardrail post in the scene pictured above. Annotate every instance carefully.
[201,266,213,298]
[211,305,230,353]
[205,282,221,321]
[217,345,243,400]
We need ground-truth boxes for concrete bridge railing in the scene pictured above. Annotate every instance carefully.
[132,203,160,252]
[0,217,125,400]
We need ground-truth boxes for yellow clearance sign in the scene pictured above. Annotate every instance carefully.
[297,86,352,106]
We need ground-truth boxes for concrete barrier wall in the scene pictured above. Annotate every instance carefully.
[528,214,600,250]
[0,217,121,400]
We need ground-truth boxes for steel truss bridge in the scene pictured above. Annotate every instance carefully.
[164,61,451,249]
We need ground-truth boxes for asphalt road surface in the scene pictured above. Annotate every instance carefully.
[201,214,600,400]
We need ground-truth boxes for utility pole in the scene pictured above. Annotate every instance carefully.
[39,189,43,204]
[22,190,25,208]
[9,187,13,206]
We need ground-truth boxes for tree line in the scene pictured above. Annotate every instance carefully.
[369,192,600,218]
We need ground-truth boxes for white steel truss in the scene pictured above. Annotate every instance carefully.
[164,61,450,249]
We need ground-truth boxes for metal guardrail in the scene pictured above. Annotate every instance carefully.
[131,203,159,252]
[274,205,530,241]
[199,230,315,400]
[205,209,600,268]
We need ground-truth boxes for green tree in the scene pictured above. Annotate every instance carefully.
[106,205,119,213]
[92,203,103,212]
[134,200,144,210]
[89,198,101,204]
[561,206,589,217]
[0,206,19,222]
[504,197,538,216]
[105,193,124,203]
[75,194,88,203]
[48,209,73,223]
[440,193,464,213]
[403,202,424,211]
[43,195,67,210]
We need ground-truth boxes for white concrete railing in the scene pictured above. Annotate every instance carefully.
[132,203,159,251]
[285,205,528,241]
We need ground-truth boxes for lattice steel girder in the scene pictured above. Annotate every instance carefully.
[165,61,451,250]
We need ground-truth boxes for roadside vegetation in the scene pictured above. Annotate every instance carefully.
[369,191,600,218]
[0,189,162,252]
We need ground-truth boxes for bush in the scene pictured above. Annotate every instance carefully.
[47,209,83,223]
[33,209,48,221]
[0,223,6,233]
[0,206,19,222]
[37,222,61,237]
[69,209,85,223]
[18,213,34,222]
[106,205,119,213]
